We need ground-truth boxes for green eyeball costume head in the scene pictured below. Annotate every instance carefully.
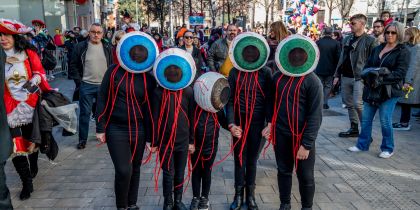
[228,32,270,72]
[275,34,320,77]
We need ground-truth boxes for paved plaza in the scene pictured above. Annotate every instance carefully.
[5,77,420,210]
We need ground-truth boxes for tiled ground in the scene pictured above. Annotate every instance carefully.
[5,77,420,210]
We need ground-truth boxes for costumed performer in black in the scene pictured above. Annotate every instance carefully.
[96,32,158,210]
[223,32,272,210]
[262,35,323,210]
[150,48,196,210]
[189,72,229,210]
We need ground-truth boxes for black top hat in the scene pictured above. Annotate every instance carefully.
[122,10,131,19]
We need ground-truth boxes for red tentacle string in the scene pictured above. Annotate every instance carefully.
[212,71,260,169]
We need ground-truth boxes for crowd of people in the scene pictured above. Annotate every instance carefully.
[0,9,419,210]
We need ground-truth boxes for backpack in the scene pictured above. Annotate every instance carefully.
[41,50,57,71]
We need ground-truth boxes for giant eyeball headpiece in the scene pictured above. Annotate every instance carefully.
[228,32,270,72]
[194,72,230,113]
[153,48,196,90]
[117,31,159,73]
[275,34,320,77]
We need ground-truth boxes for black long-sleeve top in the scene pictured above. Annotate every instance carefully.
[194,106,228,153]
[96,65,156,144]
[152,86,195,151]
[269,72,323,150]
[226,67,272,125]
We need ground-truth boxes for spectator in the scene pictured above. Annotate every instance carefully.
[372,20,385,45]
[393,27,420,130]
[153,32,163,52]
[179,31,203,77]
[381,11,394,26]
[111,30,126,64]
[105,30,113,43]
[78,29,89,42]
[176,24,188,40]
[1,19,52,200]
[68,23,113,150]
[0,47,13,209]
[193,25,205,44]
[333,14,376,138]
[53,28,65,47]
[177,37,184,48]
[207,24,238,76]
[121,10,140,32]
[315,27,341,109]
[348,22,410,159]
[266,21,288,73]
[162,31,174,49]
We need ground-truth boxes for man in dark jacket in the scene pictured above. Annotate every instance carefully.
[68,23,113,149]
[315,27,341,109]
[333,14,376,138]
[0,48,13,209]
[207,24,238,74]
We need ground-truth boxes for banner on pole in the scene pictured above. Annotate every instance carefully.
[189,13,204,26]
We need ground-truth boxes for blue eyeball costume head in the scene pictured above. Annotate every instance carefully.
[96,32,158,163]
[151,48,198,192]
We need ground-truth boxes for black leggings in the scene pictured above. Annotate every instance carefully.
[400,103,411,123]
[274,131,315,208]
[191,141,218,198]
[106,124,146,208]
[160,148,188,197]
[233,122,264,187]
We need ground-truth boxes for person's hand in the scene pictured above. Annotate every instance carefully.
[229,125,243,138]
[333,77,340,86]
[296,145,310,160]
[96,133,106,143]
[262,123,272,140]
[188,144,195,154]
[403,83,411,89]
[28,143,37,153]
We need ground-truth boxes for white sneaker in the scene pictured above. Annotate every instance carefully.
[348,146,361,152]
[378,151,394,159]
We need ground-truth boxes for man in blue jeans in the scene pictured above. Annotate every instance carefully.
[68,23,113,149]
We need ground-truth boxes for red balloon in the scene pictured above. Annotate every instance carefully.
[76,0,87,4]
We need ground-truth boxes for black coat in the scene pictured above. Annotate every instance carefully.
[68,40,113,82]
[315,36,341,76]
[0,48,12,162]
[180,45,204,77]
[363,43,410,98]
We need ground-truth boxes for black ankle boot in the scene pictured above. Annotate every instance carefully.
[174,193,187,210]
[279,203,291,210]
[338,123,359,137]
[127,205,140,210]
[12,156,34,200]
[230,186,244,210]
[28,151,39,178]
[246,185,258,210]
[163,195,174,210]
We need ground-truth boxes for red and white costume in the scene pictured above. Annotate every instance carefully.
[3,48,51,155]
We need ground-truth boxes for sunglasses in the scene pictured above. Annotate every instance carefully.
[184,36,193,39]
[89,31,103,35]
[385,31,397,35]
[350,22,357,25]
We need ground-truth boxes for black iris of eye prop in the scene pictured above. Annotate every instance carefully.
[129,45,148,63]
[164,65,183,83]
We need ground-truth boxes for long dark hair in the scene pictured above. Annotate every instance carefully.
[12,34,37,53]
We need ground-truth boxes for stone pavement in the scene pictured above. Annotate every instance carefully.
[5,76,420,210]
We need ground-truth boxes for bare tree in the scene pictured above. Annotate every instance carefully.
[325,0,339,26]
[337,0,355,26]
[258,0,277,34]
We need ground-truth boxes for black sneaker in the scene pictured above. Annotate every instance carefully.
[198,197,209,210]
[190,197,199,210]
[393,122,411,131]
[77,142,86,149]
